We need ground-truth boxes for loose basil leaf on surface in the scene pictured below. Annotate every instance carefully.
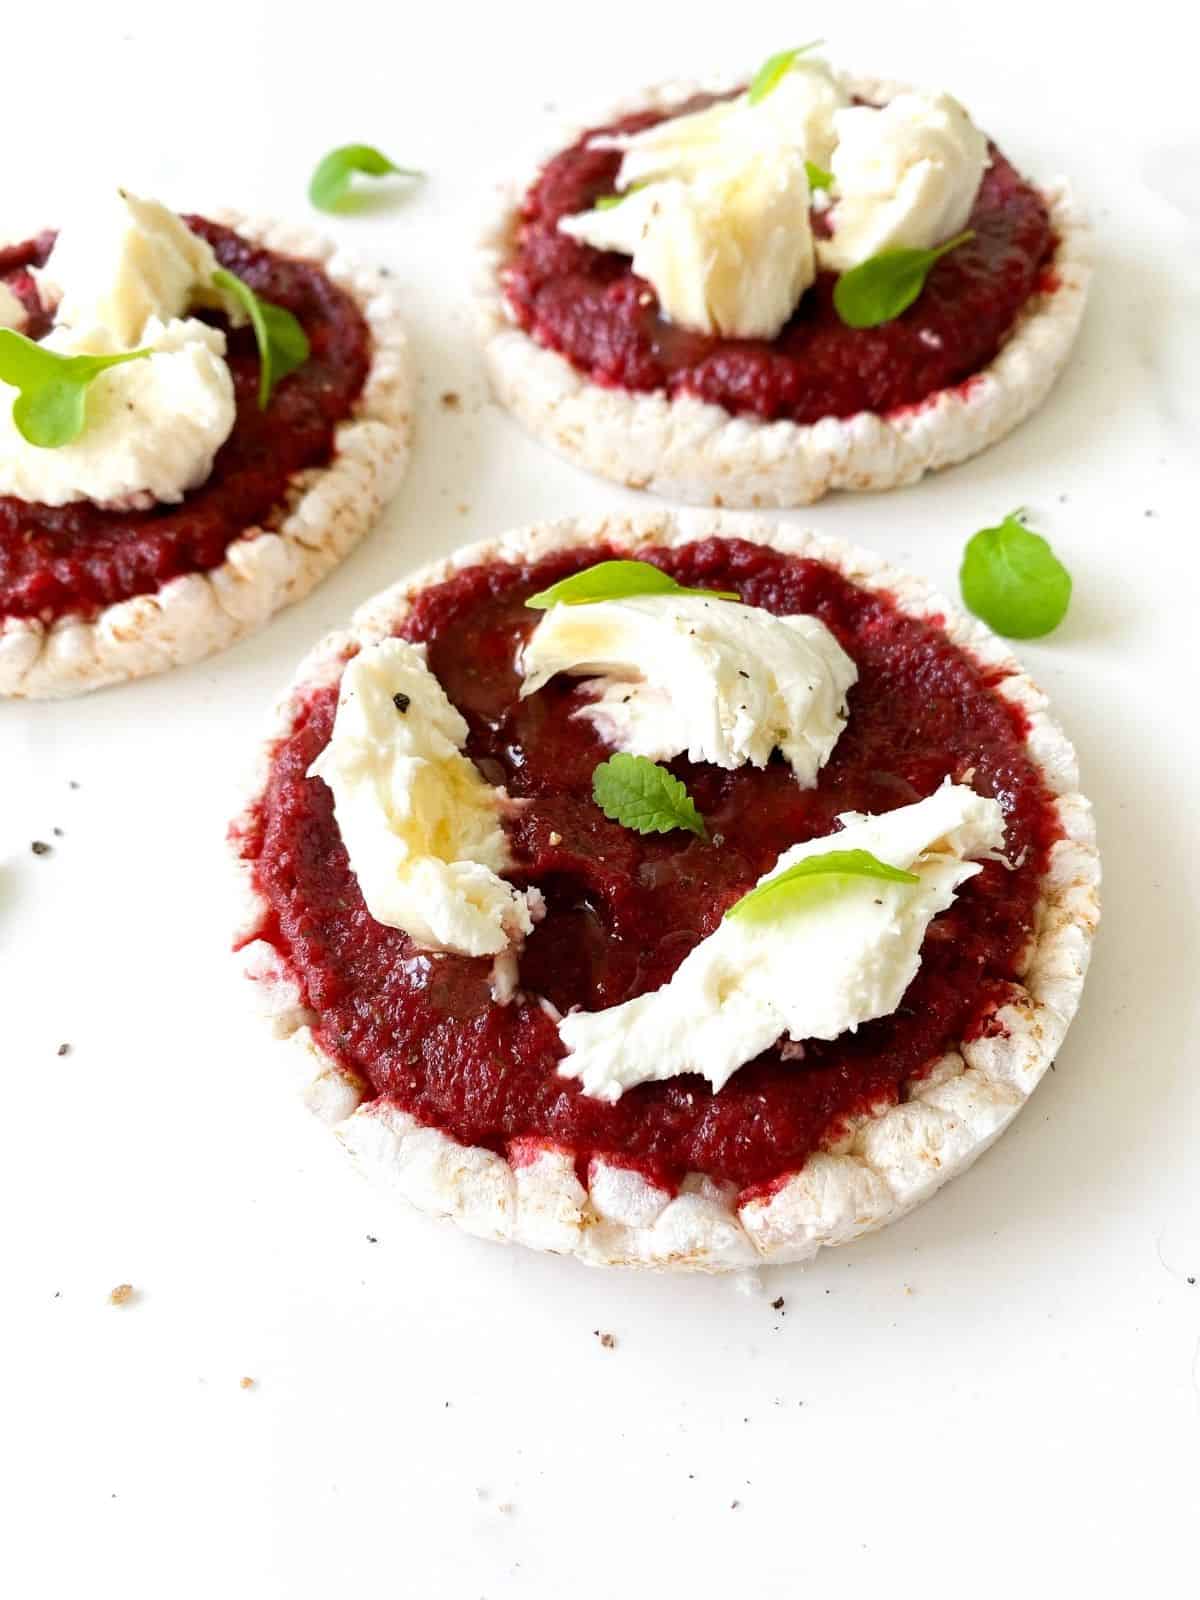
[526,559,739,609]
[805,159,834,191]
[211,268,310,410]
[0,329,150,448]
[832,229,974,329]
[592,754,707,839]
[960,511,1072,639]
[747,41,825,106]
[308,144,423,213]
[725,848,919,924]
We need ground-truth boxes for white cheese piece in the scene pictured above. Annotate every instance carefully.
[556,782,1006,1101]
[0,282,26,331]
[817,92,989,273]
[520,593,856,785]
[0,316,235,509]
[309,638,537,959]
[34,189,240,347]
[560,151,814,339]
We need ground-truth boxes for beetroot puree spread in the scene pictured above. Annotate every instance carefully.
[0,220,370,623]
[240,539,1061,1198]
[504,100,1055,423]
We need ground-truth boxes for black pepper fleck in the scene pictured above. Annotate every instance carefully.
[57,1043,70,1057]
[771,1296,785,1311]
[31,840,51,856]
[392,692,411,714]
[366,1234,378,1244]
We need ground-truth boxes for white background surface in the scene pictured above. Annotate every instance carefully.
[4,1,1198,1595]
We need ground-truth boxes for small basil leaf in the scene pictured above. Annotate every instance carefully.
[526,559,739,610]
[746,41,825,106]
[805,160,834,191]
[960,511,1072,639]
[725,848,920,925]
[592,754,707,839]
[0,330,150,448]
[309,144,423,213]
[832,229,974,329]
[211,268,310,410]
[594,180,649,212]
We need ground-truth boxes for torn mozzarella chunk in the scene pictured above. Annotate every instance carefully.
[520,593,857,785]
[556,782,1006,1101]
[817,92,989,273]
[33,189,240,347]
[0,316,235,508]
[309,638,537,959]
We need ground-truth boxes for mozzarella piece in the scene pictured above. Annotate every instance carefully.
[309,638,537,959]
[561,150,814,339]
[556,782,1006,1101]
[817,92,989,272]
[34,189,239,347]
[0,283,26,331]
[520,593,856,785]
[0,316,235,508]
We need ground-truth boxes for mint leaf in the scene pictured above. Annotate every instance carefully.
[526,559,739,610]
[0,330,150,448]
[725,848,919,924]
[805,160,834,191]
[308,144,423,213]
[832,230,974,329]
[592,754,707,839]
[211,268,310,410]
[746,41,825,106]
[960,511,1072,639]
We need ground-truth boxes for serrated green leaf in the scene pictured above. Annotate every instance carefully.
[805,159,834,191]
[212,268,310,410]
[592,754,707,839]
[308,144,424,213]
[526,559,739,610]
[725,848,919,924]
[959,511,1072,639]
[746,41,825,106]
[0,329,151,448]
[832,230,974,329]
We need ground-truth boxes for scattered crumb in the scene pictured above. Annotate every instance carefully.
[497,1502,514,1515]
[904,1284,914,1297]
[594,1330,617,1349]
[548,831,562,846]
[68,780,80,789]
[771,1296,785,1312]
[31,840,52,856]
[730,1500,741,1511]
[109,1284,135,1306]
[52,826,64,838]
[440,391,462,411]
[365,1234,378,1244]
[57,1043,71,1057]
[1188,1276,1196,1286]
[456,503,471,515]
[239,1376,255,1390]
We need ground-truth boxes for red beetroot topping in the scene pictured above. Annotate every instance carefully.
[503,97,1055,424]
[240,538,1062,1198]
[0,219,371,623]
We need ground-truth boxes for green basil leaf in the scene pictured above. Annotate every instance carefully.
[746,40,824,106]
[960,511,1072,639]
[592,754,707,839]
[805,160,834,191]
[308,144,423,213]
[726,848,919,924]
[832,229,974,329]
[526,559,739,610]
[0,330,150,448]
[211,268,310,410]
[594,180,649,212]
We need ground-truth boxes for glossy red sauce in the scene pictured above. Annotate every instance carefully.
[0,220,370,623]
[239,539,1061,1197]
[503,97,1055,424]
